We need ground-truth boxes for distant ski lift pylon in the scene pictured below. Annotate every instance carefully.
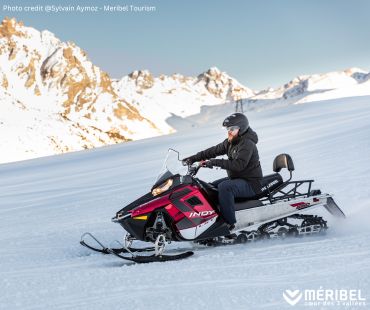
[233,87,244,113]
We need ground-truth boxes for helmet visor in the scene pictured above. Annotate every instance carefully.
[226,126,240,133]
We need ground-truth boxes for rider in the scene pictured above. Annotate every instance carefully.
[182,113,263,230]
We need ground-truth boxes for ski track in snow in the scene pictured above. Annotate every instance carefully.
[1,96,370,309]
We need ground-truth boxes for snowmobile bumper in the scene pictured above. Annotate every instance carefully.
[112,213,130,223]
[324,197,346,218]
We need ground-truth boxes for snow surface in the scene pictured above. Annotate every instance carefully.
[1,95,370,309]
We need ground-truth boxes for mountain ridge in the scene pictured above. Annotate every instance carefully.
[0,17,251,163]
[1,17,369,164]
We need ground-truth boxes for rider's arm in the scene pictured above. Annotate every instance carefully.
[211,140,253,172]
[192,139,228,161]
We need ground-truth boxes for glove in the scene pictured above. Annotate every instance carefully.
[182,156,196,166]
[200,159,214,169]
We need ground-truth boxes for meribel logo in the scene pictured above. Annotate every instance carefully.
[283,288,367,307]
[283,290,303,306]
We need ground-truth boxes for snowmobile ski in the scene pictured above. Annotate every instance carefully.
[108,249,194,264]
[80,232,194,263]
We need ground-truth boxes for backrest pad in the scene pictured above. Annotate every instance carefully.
[273,153,295,172]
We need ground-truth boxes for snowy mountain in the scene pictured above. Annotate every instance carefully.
[1,16,370,165]
[1,94,369,309]
[0,18,163,161]
[0,17,252,163]
[245,67,370,109]
[112,67,254,133]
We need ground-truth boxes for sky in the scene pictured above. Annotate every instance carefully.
[1,0,370,90]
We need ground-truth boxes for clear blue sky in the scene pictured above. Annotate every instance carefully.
[2,0,370,89]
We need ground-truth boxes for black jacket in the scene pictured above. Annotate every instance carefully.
[192,128,263,193]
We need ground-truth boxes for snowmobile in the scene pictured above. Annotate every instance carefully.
[80,149,345,263]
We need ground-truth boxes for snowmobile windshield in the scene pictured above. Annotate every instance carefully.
[154,149,187,185]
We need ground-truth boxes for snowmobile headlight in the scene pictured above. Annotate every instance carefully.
[152,179,173,196]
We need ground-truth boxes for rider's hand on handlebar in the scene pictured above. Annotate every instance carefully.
[182,156,196,166]
[200,160,214,169]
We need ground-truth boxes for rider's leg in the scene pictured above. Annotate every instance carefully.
[217,179,255,225]
[210,177,229,188]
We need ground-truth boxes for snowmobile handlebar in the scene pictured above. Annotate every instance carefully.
[187,162,201,176]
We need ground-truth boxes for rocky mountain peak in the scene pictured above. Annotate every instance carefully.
[128,70,154,89]
[197,66,254,100]
[0,17,26,39]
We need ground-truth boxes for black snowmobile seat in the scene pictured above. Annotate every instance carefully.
[199,173,283,206]
[233,173,283,210]
[259,173,284,193]
[235,153,293,203]
[234,173,284,203]
[196,174,284,212]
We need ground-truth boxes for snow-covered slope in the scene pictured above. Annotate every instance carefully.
[1,95,369,309]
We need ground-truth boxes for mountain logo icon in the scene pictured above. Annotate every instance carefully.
[283,289,303,306]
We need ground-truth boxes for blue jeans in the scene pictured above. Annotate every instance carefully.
[211,178,256,225]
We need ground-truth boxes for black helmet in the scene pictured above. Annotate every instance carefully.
[222,113,249,135]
